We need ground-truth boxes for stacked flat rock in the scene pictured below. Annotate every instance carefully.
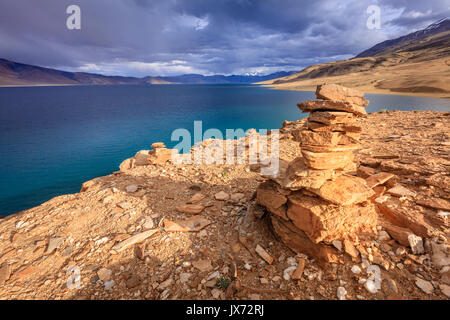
[256,84,378,265]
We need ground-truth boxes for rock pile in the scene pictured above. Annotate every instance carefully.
[119,142,178,171]
[257,84,378,265]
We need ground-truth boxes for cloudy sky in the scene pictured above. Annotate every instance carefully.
[0,0,448,77]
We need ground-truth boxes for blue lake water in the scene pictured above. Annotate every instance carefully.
[0,84,449,216]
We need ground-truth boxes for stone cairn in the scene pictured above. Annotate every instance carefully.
[256,84,378,266]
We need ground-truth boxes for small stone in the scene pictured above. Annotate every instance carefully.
[176,204,206,215]
[180,273,192,284]
[332,240,343,251]
[45,237,64,254]
[151,142,166,149]
[244,263,252,270]
[255,244,274,264]
[198,229,208,237]
[215,191,230,201]
[126,275,141,289]
[283,266,297,281]
[351,265,362,274]
[292,258,306,280]
[142,217,155,229]
[260,277,269,284]
[415,278,433,294]
[408,235,424,255]
[0,264,11,285]
[272,276,281,282]
[157,278,173,291]
[396,247,407,256]
[104,280,115,290]
[337,287,347,300]
[439,284,450,298]
[97,268,112,282]
[387,185,416,197]
[211,288,222,299]
[230,193,245,202]
[192,260,213,272]
[187,193,205,203]
[344,240,360,259]
[377,231,390,242]
[208,271,220,280]
[118,202,132,209]
[125,184,138,193]
[164,216,211,232]
[385,278,399,294]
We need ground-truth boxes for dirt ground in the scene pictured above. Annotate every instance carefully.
[0,110,449,300]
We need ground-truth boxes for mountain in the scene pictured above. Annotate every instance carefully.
[152,71,297,84]
[0,58,297,86]
[356,18,450,57]
[258,18,450,98]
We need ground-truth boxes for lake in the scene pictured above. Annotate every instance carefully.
[0,84,449,216]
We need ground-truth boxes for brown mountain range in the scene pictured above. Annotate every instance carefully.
[259,19,450,99]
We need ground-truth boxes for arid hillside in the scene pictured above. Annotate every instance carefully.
[259,23,450,98]
[0,109,448,300]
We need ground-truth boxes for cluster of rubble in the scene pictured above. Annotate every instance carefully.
[119,142,179,171]
[0,85,448,300]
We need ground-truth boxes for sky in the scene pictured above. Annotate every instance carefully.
[0,0,448,77]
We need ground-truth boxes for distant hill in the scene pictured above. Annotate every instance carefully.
[0,58,297,86]
[155,71,298,84]
[356,18,450,57]
[259,18,450,98]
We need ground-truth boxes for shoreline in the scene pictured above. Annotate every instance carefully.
[1,82,449,100]
[260,84,450,100]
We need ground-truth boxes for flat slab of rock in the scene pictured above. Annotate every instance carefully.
[298,100,367,117]
[387,185,416,197]
[287,192,378,243]
[0,264,11,285]
[311,175,375,205]
[376,196,432,238]
[270,215,338,267]
[365,172,395,188]
[307,120,362,133]
[383,223,413,246]
[416,197,450,211]
[192,259,213,272]
[125,184,138,193]
[301,149,355,170]
[256,181,288,220]
[308,111,355,125]
[112,229,158,252]
[164,216,211,232]
[176,204,206,214]
[415,278,434,294]
[214,191,230,201]
[151,142,166,149]
[187,193,205,204]
[315,84,369,106]
[255,244,274,264]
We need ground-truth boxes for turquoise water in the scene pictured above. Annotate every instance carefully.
[0,84,449,216]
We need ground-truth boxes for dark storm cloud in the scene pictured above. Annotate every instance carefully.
[0,0,448,76]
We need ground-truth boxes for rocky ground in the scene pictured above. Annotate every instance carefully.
[0,110,449,300]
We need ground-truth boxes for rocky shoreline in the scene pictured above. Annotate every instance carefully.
[0,96,449,299]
